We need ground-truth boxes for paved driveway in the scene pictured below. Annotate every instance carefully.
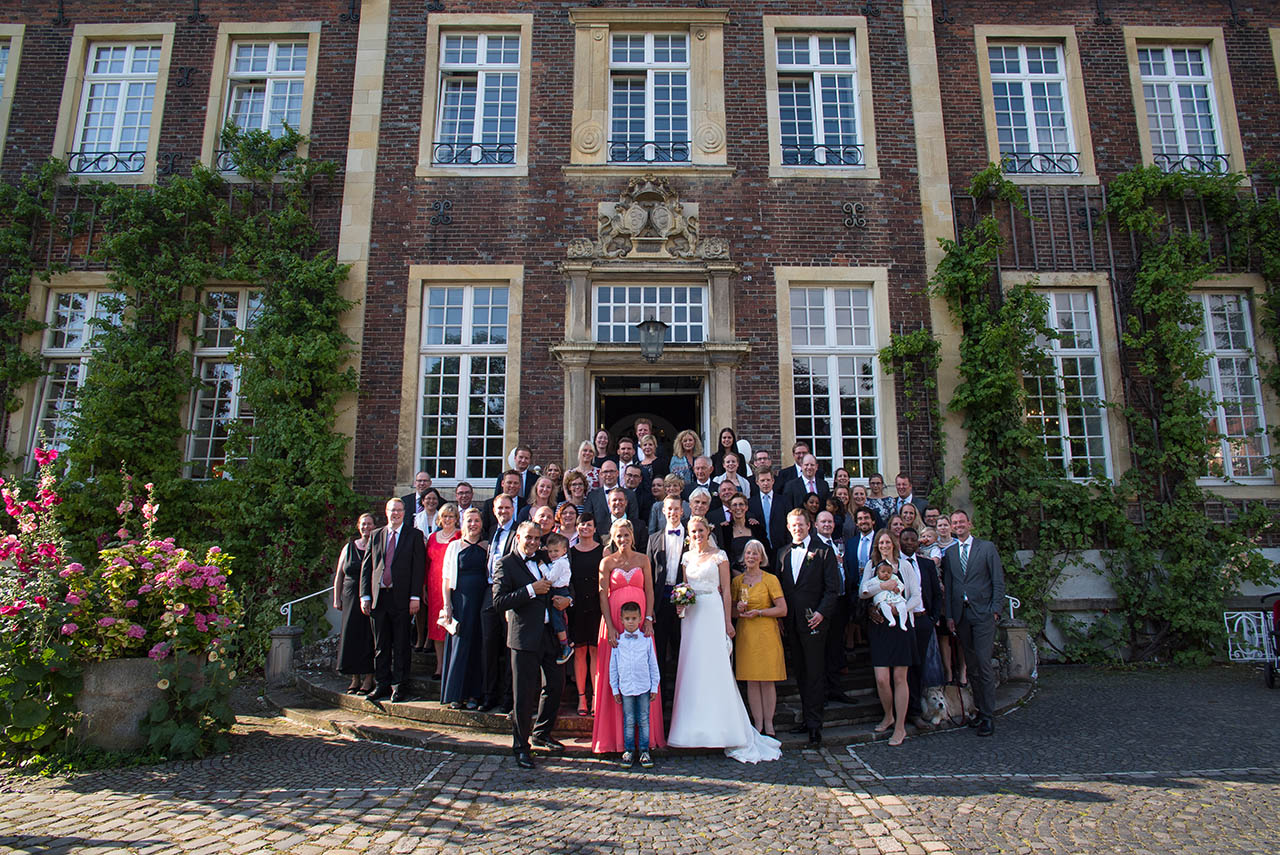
[1,666,1276,854]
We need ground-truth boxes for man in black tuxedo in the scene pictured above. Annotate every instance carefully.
[646,496,687,702]
[940,509,1005,737]
[359,498,427,702]
[705,479,738,527]
[493,446,535,501]
[599,488,647,552]
[492,522,572,768]
[480,494,517,713]
[401,471,433,528]
[747,468,789,552]
[483,470,525,538]
[900,526,943,727]
[776,509,842,744]
[681,456,716,499]
[782,454,830,512]
[586,459,637,524]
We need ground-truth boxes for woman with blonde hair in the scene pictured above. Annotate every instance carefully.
[572,440,601,491]
[668,429,702,483]
[731,539,787,735]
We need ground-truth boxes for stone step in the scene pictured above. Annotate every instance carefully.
[266,678,1034,756]
[295,668,887,733]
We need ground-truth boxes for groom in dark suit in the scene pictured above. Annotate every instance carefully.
[359,498,426,703]
[776,508,842,744]
[492,521,572,768]
[646,495,688,702]
[940,508,1005,737]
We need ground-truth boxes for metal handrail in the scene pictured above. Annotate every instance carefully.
[1006,595,1022,621]
[279,587,331,626]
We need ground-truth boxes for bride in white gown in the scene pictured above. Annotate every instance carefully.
[667,516,781,763]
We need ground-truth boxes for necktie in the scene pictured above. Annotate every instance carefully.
[762,494,772,541]
[960,542,969,577]
[860,535,870,568]
[807,479,815,494]
[382,529,397,587]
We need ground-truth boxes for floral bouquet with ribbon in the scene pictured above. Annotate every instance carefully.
[670,582,696,618]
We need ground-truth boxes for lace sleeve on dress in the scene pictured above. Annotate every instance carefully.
[714,549,729,564]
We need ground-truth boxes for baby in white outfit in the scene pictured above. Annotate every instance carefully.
[870,562,910,630]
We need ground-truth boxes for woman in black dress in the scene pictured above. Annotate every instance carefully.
[569,512,604,716]
[716,492,768,575]
[332,513,376,694]
[859,530,919,747]
[440,508,488,709]
[710,426,748,477]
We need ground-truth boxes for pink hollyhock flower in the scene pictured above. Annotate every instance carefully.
[126,624,145,639]
[144,482,154,491]
[32,595,47,609]
[36,542,57,558]
[66,562,84,574]
[116,500,133,516]
[32,447,58,466]
[61,623,78,635]
[96,617,117,628]
[116,528,130,539]
[64,593,81,605]
[124,599,139,608]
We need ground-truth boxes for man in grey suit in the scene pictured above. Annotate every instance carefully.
[939,508,1004,737]
[359,498,427,703]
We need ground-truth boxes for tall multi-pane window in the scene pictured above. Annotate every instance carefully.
[790,287,879,477]
[1195,293,1270,481]
[776,33,861,166]
[218,41,307,171]
[988,43,1078,175]
[70,43,161,175]
[188,289,261,479]
[593,285,705,344]
[1138,46,1225,173]
[0,41,10,83]
[1025,292,1110,479]
[34,291,121,455]
[418,286,509,481]
[433,33,520,165]
[609,33,690,163]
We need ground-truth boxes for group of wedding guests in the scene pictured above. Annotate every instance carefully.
[332,420,1006,768]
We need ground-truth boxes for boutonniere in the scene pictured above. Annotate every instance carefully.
[806,550,817,561]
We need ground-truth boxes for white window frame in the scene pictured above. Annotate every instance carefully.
[432,32,521,166]
[216,39,309,171]
[607,32,692,164]
[592,284,706,344]
[1025,291,1112,480]
[187,288,260,479]
[1136,44,1226,173]
[1195,292,1271,484]
[0,25,21,169]
[987,42,1079,175]
[774,32,863,168]
[417,285,510,483]
[788,285,881,479]
[32,290,121,457]
[69,42,162,176]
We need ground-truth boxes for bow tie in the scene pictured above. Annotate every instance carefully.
[622,631,641,639]
[668,529,682,535]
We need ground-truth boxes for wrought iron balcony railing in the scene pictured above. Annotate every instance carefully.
[607,139,691,163]
[782,142,865,167]
[1000,150,1081,175]
[432,141,518,165]
[67,150,146,175]
[214,149,301,174]
[1153,151,1230,174]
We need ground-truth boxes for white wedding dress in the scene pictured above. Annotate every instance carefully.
[667,549,782,763]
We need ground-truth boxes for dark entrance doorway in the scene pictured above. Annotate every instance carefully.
[595,375,703,447]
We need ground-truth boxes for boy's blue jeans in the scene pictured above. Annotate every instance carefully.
[620,691,651,753]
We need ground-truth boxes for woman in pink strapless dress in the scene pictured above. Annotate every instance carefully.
[591,520,665,753]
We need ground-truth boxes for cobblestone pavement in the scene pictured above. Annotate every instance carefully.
[1,666,1277,854]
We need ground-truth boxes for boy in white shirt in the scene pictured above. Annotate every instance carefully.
[609,601,661,768]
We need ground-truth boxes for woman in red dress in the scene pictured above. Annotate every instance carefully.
[424,503,460,681]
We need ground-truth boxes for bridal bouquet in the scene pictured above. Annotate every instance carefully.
[670,582,696,618]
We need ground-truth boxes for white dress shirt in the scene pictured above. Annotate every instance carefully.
[664,525,684,586]
[789,536,810,583]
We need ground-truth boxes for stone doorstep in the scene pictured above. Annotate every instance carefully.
[264,680,1034,758]
[293,668,887,731]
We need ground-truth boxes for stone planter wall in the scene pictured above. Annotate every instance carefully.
[74,657,164,753]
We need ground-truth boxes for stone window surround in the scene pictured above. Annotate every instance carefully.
[397,265,525,494]
[416,13,533,179]
[762,15,880,180]
[1272,29,1280,94]
[973,25,1098,187]
[566,7,730,177]
[51,23,175,185]
[0,24,24,169]
[198,21,323,174]
[1122,26,1248,176]
[774,266,899,481]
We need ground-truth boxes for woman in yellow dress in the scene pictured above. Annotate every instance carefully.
[731,539,788,736]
